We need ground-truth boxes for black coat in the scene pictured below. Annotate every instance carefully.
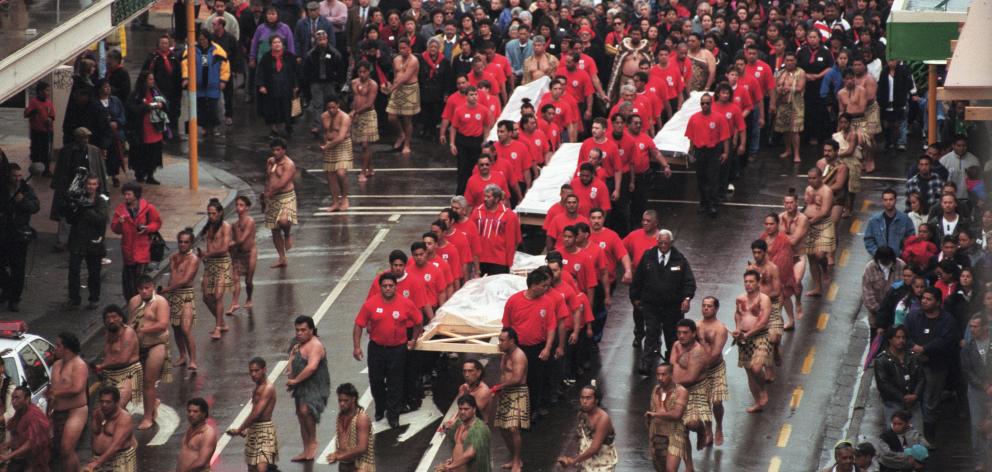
[0,179,40,243]
[876,64,916,113]
[418,52,450,105]
[107,66,132,104]
[67,193,109,256]
[142,50,183,102]
[256,51,300,99]
[873,350,924,403]
[62,97,112,150]
[304,45,346,85]
[630,246,696,307]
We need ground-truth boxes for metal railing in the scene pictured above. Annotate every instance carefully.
[111,0,156,25]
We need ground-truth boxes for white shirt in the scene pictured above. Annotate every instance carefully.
[942,215,959,236]
[657,250,670,266]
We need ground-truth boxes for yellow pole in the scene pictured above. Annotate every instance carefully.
[927,64,937,146]
[186,0,199,190]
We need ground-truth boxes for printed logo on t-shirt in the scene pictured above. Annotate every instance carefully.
[539,308,547,318]
[424,274,432,282]
[392,310,401,320]
[574,263,582,271]
[535,139,542,145]
[590,187,598,198]
[666,77,674,86]
[376,307,384,313]
[402,289,411,298]
[638,143,645,150]
[725,112,733,120]
[709,122,716,129]
[555,107,562,115]
[464,113,471,118]
[571,80,579,87]
[510,152,518,160]
[475,113,482,120]
[599,241,607,249]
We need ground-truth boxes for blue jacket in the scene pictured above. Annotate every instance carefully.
[863,210,915,256]
[904,309,956,364]
[504,39,533,76]
[294,16,336,56]
[181,42,231,99]
[819,65,843,99]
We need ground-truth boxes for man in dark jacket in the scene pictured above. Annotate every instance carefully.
[62,86,112,150]
[211,16,241,125]
[877,59,917,151]
[873,325,925,429]
[67,174,109,309]
[630,229,696,373]
[51,127,109,250]
[961,314,992,470]
[0,164,41,312]
[904,287,957,444]
[240,2,265,101]
[303,30,345,135]
[143,35,183,137]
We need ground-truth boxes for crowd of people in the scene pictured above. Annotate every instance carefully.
[0,0,990,469]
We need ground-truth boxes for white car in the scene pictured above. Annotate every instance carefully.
[0,321,56,411]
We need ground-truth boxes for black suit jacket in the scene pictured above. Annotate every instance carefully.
[630,246,696,307]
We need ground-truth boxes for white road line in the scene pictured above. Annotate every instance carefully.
[210,360,288,464]
[315,211,441,216]
[647,198,780,209]
[306,167,457,173]
[210,228,390,465]
[145,403,180,446]
[389,214,402,222]
[317,206,445,211]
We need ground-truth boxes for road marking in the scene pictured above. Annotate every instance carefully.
[776,424,792,447]
[318,206,445,211]
[646,199,780,209]
[838,248,850,267]
[211,229,389,465]
[768,456,782,472]
[211,360,288,462]
[817,313,830,331]
[849,219,861,235]
[315,211,442,216]
[861,199,871,212]
[801,347,816,374]
[306,167,457,173]
[389,214,401,222]
[827,282,839,301]
[790,386,804,411]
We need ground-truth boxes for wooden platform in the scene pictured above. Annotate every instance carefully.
[414,319,501,354]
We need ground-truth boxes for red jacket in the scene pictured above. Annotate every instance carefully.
[900,235,936,271]
[110,199,162,265]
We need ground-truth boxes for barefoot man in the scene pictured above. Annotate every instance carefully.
[325,383,375,471]
[129,275,171,430]
[198,198,233,340]
[816,140,849,242]
[227,357,278,471]
[48,332,89,472]
[287,315,331,462]
[385,38,420,157]
[803,167,836,297]
[458,360,494,424]
[437,395,492,472]
[734,270,772,413]
[177,398,219,472]
[671,319,710,457]
[836,69,871,171]
[780,191,809,319]
[697,296,729,447]
[161,228,199,370]
[263,138,297,268]
[321,95,353,212]
[83,386,137,472]
[228,196,257,314]
[493,327,528,472]
[748,239,784,373]
[646,363,689,472]
[351,61,380,181]
[95,305,142,410]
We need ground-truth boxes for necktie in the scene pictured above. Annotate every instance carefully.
[361,7,367,23]
[312,20,318,47]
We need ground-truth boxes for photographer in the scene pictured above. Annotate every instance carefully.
[67,174,109,308]
[51,127,109,251]
[0,163,41,312]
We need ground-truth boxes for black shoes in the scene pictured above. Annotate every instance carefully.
[374,410,385,422]
[388,416,400,429]
[632,335,643,349]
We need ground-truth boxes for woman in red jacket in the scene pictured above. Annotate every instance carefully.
[901,222,937,272]
[110,182,162,300]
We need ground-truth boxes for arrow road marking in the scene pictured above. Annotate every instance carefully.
[124,401,180,447]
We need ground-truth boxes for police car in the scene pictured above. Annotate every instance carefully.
[0,321,56,410]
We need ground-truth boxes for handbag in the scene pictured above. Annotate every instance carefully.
[291,96,303,118]
[146,211,167,262]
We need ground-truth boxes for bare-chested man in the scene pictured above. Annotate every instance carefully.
[161,228,199,370]
[228,196,257,314]
[320,95,353,212]
[325,383,375,470]
[494,327,528,472]
[262,138,297,268]
[176,398,218,472]
[447,360,494,427]
[803,167,836,297]
[198,198,233,340]
[836,69,874,172]
[780,191,809,318]
[129,275,171,430]
[851,56,880,173]
[696,296,729,446]
[351,61,380,182]
[385,38,420,157]
[749,240,784,377]
[816,140,849,241]
[83,386,137,472]
[95,305,142,409]
[437,394,491,472]
[671,319,710,457]
[734,270,772,413]
[227,358,278,471]
[646,363,689,472]
[48,332,89,472]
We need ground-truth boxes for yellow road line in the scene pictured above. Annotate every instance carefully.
[850,219,861,234]
[827,282,839,301]
[838,248,850,267]
[776,424,792,447]
[801,347,816,374]
[861,199,871,212]
[817,313,830,331]
[790,386,804,410]
[769,456,782,472]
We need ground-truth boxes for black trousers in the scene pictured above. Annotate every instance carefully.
[222,78,234,118]
[694,145,722,210]
[804,85,828,142]
[0,241,29,303]
[520,343,547,411]
[69,252,102,303]
[479,263,509,276]
[29,130,52,166]
[454,133,483,195]
[367,341,406,420]
[121,263,146,301]
[640,302,683,371]
[631,295,645,339]
[605,176,630,236]
[629,172,650,231]
[132,141,163,180]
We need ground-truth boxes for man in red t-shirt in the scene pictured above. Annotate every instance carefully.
[502,268,558,417]
[623,209,660,347]
[353,272,423,426]
[578,118,622,195]
[467,55,503,99]
[407,242,451,307]
[685,93,731,216]
[652,46,684,111]
[465,155,511,207]
[558,52,595,123]
[712,82,748,199]
[609,85,655,133]
[494,120,534,189]
[424,231,460,291]
[441,205,480,278]
[570,163,611,217]
[449,86,494,195]
[518,114,552,166]
[367,250,434,322]
[482,42,513,102]
[469,185,521,275]
[625,114,672,230]
[538,78,580,143]
[546,193,589,251]
[538,104,563,150]
[742,45,774,159]
[429,221,463,285]
[542,184,573,234]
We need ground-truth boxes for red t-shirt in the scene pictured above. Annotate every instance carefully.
[429,254,454,289]
[487,54,512,84]
[479,64,504,89]
[732,83,755,113]
[470,203,521,267]
[453,219,482,255]
[558,67,594,106]
[367,271,430,310]
[578,137,621,178]
[626,131,658,174]
[589,228,628,282]
[559,246,599,291]
[623,228,658,267]
[519,128,550,166]
[502,290,559,346]
[451,103,491,137]
[355,294,421,346]
[546,212,589,241]
[569,175,612,216]
[446,228,473,267]
[609,96,655,129]
[442,92,467,122]
[543,202,565,232]
[685,111,732,148]
[646,73,675,103]
[612,132,634,173]
[464,172,510,207]
[25,97,55,132]
[637,90,664,124]
[538,118,562,151]
[744,60,775,95]
[406,261,448,307]
[651,63,684,97]
[711,101,746,133]
[538,94,580,129]
[494,139,531,183]
[479,89,502,119]
[436,243,463,280]
[551,282,587,331]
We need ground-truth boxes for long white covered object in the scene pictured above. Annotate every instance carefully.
[653,91,706,155]
[486,76,551,142]
[513,142,582,215]
[433,274,527,332]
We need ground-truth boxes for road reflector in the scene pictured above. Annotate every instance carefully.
[790,386,804,410]
[838,248,850,267]
[776,424,792,447]
[801,347,816,374]
[827,283,839,301]
[861,199,871,211]
[850,219,861,234]
[769,456,782,472]
[817,313,830,331]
